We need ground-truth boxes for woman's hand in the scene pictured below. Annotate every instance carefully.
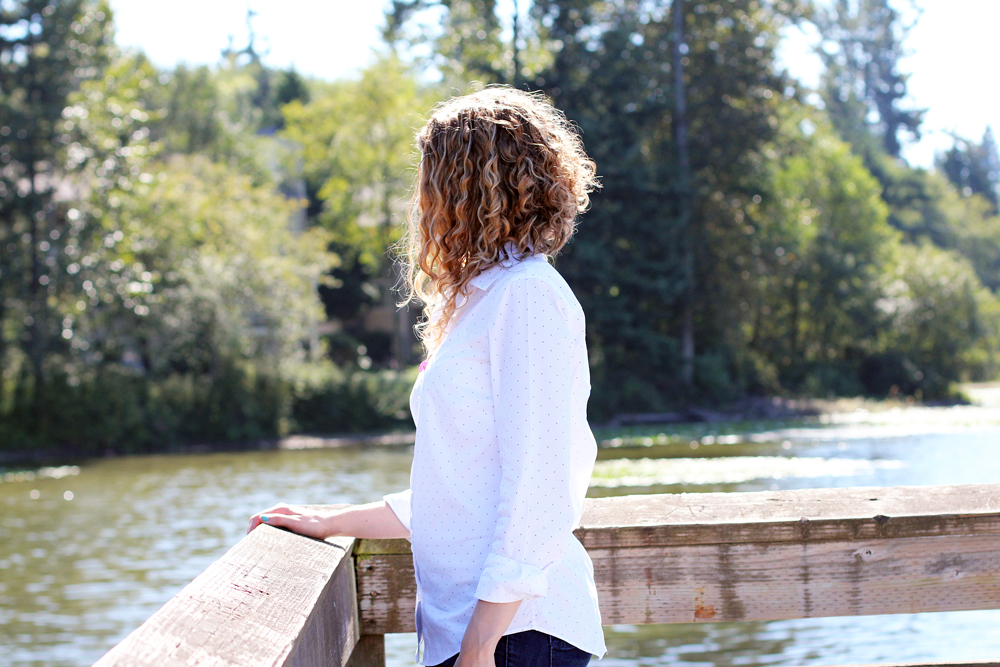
[247,503,346,540]
[247,500,411,541]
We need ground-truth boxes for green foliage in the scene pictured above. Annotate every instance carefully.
[524,0,793,416]
[815,0,925,158]
[281,56,434,254]
[870,243,1000,397]
[385,0,550,86]
[78,153,331,373]
[289,362,418,434]
[938,128,1000,214]
[0,360,287,454]
[0,0,114,419]
[0,360,417,455]
[747,107,895,392]
[0,6,342,454]
[281,56,436,366]
[5,0,1000,456]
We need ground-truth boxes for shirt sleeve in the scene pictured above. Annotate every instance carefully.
[475,276,579,603]
[382,488,412,536]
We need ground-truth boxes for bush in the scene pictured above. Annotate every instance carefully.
[801,361,865,399]
[872,244,1000,399]
[0,360,419,457]
[289,362,418,435]
[0,360,288,456]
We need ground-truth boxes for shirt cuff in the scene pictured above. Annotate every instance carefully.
[382,489,412,534]
[475,552,548,602]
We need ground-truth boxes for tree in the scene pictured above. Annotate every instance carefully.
[0,0,112,423]
[672,0,694,386]
[384,0,803,411]
[938,127,1000,214]
[870,243,1000,397]
[815,0,925,159]
[535,0,793,412]
[749,106,896,394]
[79,154,330,379]
[385,0,546,87]
[281,56,438,367]
[0,9,334,451]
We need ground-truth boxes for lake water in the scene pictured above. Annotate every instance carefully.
[2,387,1000,666]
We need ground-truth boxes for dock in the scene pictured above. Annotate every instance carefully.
[93,483,1000,667]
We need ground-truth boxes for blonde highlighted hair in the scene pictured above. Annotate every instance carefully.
[398,86,599,355]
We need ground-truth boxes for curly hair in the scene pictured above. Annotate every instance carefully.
[398,86,599,355]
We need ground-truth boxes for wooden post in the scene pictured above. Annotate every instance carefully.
[346,634,386,667]
[93,529,360,667]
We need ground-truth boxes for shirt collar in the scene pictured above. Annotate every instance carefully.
[469,242,545,291]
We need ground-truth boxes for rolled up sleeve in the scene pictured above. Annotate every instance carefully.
[475,277,578,603]
[383,488,413,536]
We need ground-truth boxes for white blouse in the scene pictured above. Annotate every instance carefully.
[383,247,607,666]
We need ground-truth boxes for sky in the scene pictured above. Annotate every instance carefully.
[109,0,999,169]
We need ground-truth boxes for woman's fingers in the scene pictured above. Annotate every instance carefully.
[247,505,331,539]
[263,504,297,516]
[259,513,286,528]
[247,504,296,533]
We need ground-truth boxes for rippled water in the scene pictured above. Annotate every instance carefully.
[2,391,1000,666]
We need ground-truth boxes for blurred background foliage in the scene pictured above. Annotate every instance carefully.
[1,0,999,454]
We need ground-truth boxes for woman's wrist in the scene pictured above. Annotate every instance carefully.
[457,641,497,666]
[458,599,521,664]
[460,625,501,654]
[316,501,410,540]
[320,510,346,539]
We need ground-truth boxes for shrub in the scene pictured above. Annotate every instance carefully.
[289,362,418,435]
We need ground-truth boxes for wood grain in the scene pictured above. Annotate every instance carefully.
[575,484,1000,548]
[589,533,1000,624]
[93,483,1000,666]
[93,528,359,667]
[352,483,1000,633]
[355,553,418,636]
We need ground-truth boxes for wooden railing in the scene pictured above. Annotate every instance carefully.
[93,483,1000,667]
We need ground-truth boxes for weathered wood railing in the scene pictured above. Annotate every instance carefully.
[94,483,1000,667]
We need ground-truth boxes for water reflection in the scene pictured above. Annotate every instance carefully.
[600,611,1000,666]
[590,455,906,488]
[2,405,1000,666]
[0,448,413,667]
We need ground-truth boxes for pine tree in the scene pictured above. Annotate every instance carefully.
[0,0,112,425]
[939,127,1000,214]
[815,0,925,159]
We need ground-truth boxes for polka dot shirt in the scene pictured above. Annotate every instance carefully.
[383,245,607,665]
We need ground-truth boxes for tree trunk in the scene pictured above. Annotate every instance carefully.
[25,157,46,428]
[512,0,521,87]
[381,161,411,369]
[673,0,695,386]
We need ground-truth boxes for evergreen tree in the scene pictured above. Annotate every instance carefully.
[815,0,925,159]
[273,68,311,109]
[386,0,548,86]
[0,0,112,425]
[939,127,1000,214]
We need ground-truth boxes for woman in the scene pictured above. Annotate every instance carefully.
[248,86,605,667]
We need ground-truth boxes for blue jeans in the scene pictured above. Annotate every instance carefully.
[429,630,592,667]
